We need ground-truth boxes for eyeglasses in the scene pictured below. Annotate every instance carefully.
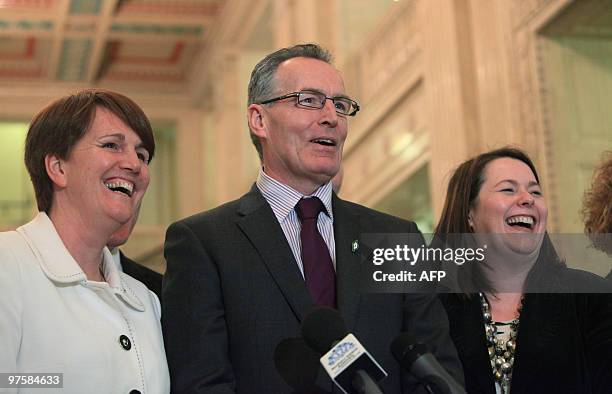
[258,90,360,116]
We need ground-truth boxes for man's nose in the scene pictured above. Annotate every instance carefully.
[319,99,339,127]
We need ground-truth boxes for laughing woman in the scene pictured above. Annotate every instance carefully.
[0,90,169,393]
[435,147,612,394]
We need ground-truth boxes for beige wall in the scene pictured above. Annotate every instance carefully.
[0,123,35,228]
[540,35,612,232]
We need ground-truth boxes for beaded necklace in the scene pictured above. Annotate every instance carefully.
[479,293,522,394]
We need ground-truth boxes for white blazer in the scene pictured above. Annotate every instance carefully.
[0,213,170,394]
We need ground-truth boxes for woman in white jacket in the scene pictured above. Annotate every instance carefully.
[0,89,170,394]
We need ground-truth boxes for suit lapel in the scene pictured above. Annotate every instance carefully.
[453,296,496,394]
[454,294,565,394]
[333,195,362,332]
[236,187,314,322]
[235,188,366,327]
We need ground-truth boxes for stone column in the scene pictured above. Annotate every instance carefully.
[467,0,519,148]
[175,109,205,217]
[273,0,337,52]
[210,50,245,204]
[420,0,481,218]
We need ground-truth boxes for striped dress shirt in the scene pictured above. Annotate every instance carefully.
[256,169,336,278]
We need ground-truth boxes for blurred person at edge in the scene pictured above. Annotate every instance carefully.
[435,147,612,394]
[582,151,612,279]
[0,89,170,394]
[107,201,163,300]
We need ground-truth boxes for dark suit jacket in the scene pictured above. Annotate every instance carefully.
[162,186,463,394]
[121,252,163,301]
[440,268,612,394]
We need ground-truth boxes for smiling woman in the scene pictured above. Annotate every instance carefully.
[0,89,170,393]
[435,147,612,394]
[47,106,152,239]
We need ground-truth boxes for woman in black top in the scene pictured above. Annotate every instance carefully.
[435,147,612,394]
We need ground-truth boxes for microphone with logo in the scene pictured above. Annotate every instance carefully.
[390,332,466,394]
[274,337,331,394]
[301,307,387,394]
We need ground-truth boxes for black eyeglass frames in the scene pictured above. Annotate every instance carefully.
[258,90,360,116]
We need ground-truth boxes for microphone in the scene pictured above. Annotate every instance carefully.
[301,307,387,394]
[274,337,330,394]
[390,332,466,394]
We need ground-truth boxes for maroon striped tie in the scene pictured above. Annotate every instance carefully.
[295,197,336,308]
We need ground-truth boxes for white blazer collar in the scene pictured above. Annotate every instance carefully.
[17,212,145,311]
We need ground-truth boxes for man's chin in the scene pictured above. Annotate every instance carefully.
[306,162,340,179]
[309,172,335,187]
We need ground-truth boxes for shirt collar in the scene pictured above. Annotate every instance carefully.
[110,247,124,272]
[18,212,145,311]
[256,168,334,222]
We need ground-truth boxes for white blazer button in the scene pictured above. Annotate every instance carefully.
[119,335,132,350]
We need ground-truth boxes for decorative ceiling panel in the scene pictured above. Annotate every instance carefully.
[0,36,49,78]
[0,18,54,36]
[0,0,59,12]
[102,40,197,82]
[68,0,101,15]
[0,0,223,90]
[109,40,184,63]
[116,0,219,17]
[57,38,91,80]
[0,36,35,58]
[110,23,203,36]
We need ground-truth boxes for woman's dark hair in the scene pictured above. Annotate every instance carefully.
[24,89,155,213]
[435,147,540,235]
[434,147,561,294]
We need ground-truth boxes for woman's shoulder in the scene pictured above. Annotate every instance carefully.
[0,215,59,270]
[0,229,27,253]
[0,229,38,275]
[558,266,612,293]
[529,259,612,293]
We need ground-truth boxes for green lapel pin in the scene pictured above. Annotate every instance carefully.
[351,240,359,253]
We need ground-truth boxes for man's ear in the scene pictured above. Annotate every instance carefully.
[44,154,67,188]
[247,104,268,140]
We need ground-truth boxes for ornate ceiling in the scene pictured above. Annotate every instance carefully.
[0,0,221,92]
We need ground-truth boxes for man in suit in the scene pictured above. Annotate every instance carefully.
[108,207,163,300]
[162,43,462,393]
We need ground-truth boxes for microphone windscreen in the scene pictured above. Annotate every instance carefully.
[301,307,348,355]
[392,332,467,394]
[390,331,428,367]
[274,337,321,391]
